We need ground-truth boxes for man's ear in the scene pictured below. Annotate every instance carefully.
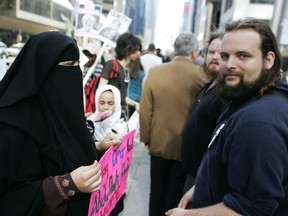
[191,50,198,61]
[264,51,275,69]
[192,50,198,58]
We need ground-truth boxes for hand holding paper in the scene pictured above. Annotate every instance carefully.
[70,161,102,193]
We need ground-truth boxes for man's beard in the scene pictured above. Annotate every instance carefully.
[209,69,219,80]
[207,62,219,80]
[217,68,267,102]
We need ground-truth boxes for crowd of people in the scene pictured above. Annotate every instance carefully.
[1,17,288,216]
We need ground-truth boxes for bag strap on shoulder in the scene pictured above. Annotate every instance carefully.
[109,60,119,79]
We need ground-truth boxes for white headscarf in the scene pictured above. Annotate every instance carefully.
[93,84,127,141]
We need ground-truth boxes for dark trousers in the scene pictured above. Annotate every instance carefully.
[127,105,136,119]
[183,174,195,194]
[149,155,187,216]
[109,195,124,216]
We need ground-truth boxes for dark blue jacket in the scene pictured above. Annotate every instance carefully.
[193,83,288,216]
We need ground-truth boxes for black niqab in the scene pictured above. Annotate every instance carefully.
[0,31,98,174]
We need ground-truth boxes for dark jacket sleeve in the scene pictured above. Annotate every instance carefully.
[42,174,80,216]
[223,120,288,215]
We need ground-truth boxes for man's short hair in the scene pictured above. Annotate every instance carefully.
[225,18,282,93]
[174,32,198,56]
[225,18,281,76]
[148,43,156,51]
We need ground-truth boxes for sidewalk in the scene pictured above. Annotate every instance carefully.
[121,141,150,215]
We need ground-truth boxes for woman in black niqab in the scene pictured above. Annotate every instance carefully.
[0,31,100,215]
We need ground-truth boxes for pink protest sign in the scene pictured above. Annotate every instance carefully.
[88,130,135,216]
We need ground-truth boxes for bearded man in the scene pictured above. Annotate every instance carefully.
[181,31,225,191]
[167,18,288,216]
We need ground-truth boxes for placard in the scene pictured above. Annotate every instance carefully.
[88,130,135,216]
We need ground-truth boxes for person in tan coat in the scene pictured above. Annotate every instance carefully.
[140,32,207,216]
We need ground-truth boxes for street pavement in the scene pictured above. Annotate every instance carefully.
[121,140,150,215]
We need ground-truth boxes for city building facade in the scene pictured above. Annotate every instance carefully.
[187,0,288,54]
[125,0,145,39]
[0,0,123,46]
[0,0,287,55]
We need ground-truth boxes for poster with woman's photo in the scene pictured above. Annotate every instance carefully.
[96,10,132,47]
[74,2,102,38]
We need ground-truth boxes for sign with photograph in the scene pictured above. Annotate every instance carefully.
[280,19,288,45]
[87,130,135,216]
[74,1,102,38]
[96,10,132,47]
[0,59,7,80]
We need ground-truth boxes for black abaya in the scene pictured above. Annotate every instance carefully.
[0,31,98,215]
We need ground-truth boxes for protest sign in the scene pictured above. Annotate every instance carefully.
[280,19,288,45]
[88,130,136,216]
[96,10,132,47]
[0,59,7,80]
[74,1,102,38]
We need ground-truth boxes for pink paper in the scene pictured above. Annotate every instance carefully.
[88,130,136,216]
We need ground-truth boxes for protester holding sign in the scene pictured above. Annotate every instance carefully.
[0,31,102,215]
[82,41,105,114]
[87,84,128,216]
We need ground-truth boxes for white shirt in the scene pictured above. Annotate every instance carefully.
[140,53,162,77]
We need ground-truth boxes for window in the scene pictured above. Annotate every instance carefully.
[224,0,233,12]
[20,0,51,18]
[103,0,114,4]
[19,0,72,23]
[52,2,72,22]
[250,0,274,4]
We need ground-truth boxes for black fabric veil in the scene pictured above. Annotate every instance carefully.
[0,31,98,175]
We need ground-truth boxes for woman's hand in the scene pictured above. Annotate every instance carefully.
[70,161,101,193]
[96,132,123,152]
[87,111,112,122]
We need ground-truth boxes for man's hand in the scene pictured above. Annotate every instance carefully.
[165,208,187,216]
[166,202,243,216]
[135,102,140,112]
[178,186,194,208]
[144,143,150,151]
